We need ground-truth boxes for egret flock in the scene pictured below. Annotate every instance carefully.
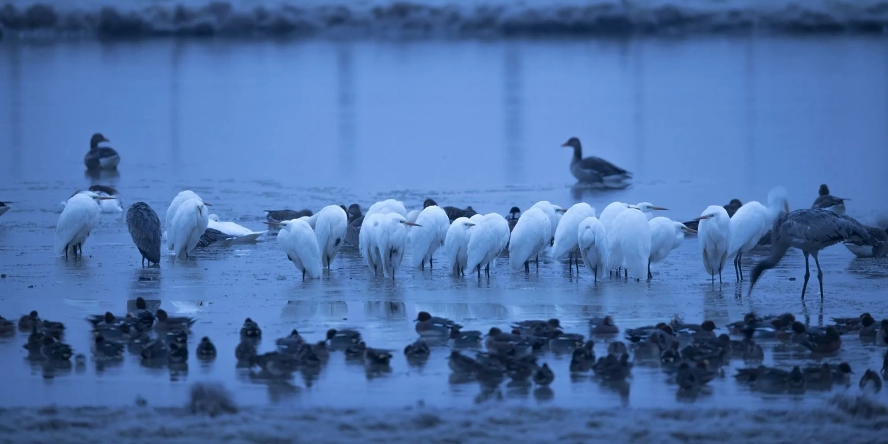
[2,134,884,300]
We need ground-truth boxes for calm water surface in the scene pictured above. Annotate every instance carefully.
[0,36,887,416]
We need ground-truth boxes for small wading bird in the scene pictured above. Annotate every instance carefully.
[83,133,120,171]
[561,137,632,187]
[271,218,322,281]
[811,184,849,215]
[551,203,596,274]
[126,202,162,266]
[168,197,212,259]
[726,187,789,281]
[577,216,607,281]
[749,209,888,299]
[55,191,114,259]
[444,217,475,276]
[695,205,731,284]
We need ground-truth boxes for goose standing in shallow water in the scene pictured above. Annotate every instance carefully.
[83,133,120,170]
[561,137,632,187]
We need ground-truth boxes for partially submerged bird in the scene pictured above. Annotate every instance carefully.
[749,209,888,299]
[561,137,632,187]
[83,133,120,170]
[126,202,162,266]
[811,184,849,215]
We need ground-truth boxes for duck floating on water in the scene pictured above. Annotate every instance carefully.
[84,133,120,171]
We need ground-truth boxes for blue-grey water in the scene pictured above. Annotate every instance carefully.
[1,35,888,440]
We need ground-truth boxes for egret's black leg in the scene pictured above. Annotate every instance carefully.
[524,261,529,273]
[801,252,811,300]
[647,261,652,280]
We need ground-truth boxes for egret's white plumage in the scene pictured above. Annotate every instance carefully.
[612,207,651,280]
[726,186,790,281]
[529,201,560,245]
[444,217,474,276]
[359,213,384,275]
[169,197,210,258]
[55,192,103,257]
[165,190,200,236]
[577,216,607,281]
[366,199,408,219]
[599,202,630,232]
[466,213,510,277]
[61,190,122,213]
[409,205,450,269]
[696,205,732,283]
[509,208,552,272]
[375,213,418,279]
[633,202,668,221]
[406,209,420,224]
[648,217,695,278]
[551,202,597,271]
[310,205,348,268]
[276,218,322,280]
[208,214,267,244]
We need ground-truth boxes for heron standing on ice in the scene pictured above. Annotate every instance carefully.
[55,192,112,258]
[749,209,888,299]
[126,202,162,266]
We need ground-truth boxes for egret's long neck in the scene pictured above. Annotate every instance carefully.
[766,199,786,223]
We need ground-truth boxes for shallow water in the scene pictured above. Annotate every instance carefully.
[1,35,888,437]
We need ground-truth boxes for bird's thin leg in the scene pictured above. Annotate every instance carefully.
[647,260,652,280]
[574,252,580,275]
[524,261,529,274]
[485,263,490,278]
[477,266,481,279]
[65,245,69,260]
[733,252,741,281]
[430,257,433,269]
[812,252,824,300]
[801,252,811,300]
[718,268,723,285]
[302,269,305,282]
[738,251,744,281]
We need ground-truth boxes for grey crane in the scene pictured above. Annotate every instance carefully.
[749,209,887,299]
[811,184,849,215]
[126,202,162,266]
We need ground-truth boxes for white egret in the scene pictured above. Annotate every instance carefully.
[695,205,732,283]
[165,190,200,237]
[529,201,561,245]
[600,201,630,274]
[208,214,267,244]
[359,213,384,275]
[551,202,596,273]
[308,205,348,269]
[509,208,552,273]
[599,202,630,232]
[61,186,123,213]
[406,209,421,224]
[726,186,789,281]
[126,202,162,266]
[275,219,322,280]
[365,199,407,219]
[375,213,421,279]
[169,197,211,259]
[466,213,510,278]
[633,202,668,221]
[444,217,475,276]
[577,216,607,281]
[55,192,108,258]
[409,205,450,269]
[612,207,651,280]
[648,217,695,279]
[83,133,120,170]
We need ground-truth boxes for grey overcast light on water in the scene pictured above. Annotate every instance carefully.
[2,21,888,442]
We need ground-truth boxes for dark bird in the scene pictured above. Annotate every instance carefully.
[0,200,12,218]
[811,184,849,215]
[126,202,162,266]
[561,137,632,186]
[84,133,120,170]
[684,199,742,231]
[423,198,477,222]
[506,207,520,232]
[265,209,313,224]
[196,228,237,249]
[749,209,888,299]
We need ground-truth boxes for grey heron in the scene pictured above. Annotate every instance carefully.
[561,137,632,187]
[126,202,162,266]
[84,133,120,170]
[749,209,888,299]
[811,184,849,215]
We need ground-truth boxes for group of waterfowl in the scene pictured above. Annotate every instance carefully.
[3,300,885,398]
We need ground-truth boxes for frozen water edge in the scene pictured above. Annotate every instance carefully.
[2,394,886,443]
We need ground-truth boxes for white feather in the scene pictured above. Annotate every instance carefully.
[466,213,510,275]
[698,205,732,280]
[376,213,411,279]
[444,217,474,276]
[169,197,209,258]
[409,205,450,269]
[54,193,101,256]
[508,208,551,271]
[277,218,322,279]
[551,202,596,260]
[577,216,607,280]
[612,208,651,280]
[313,205,348,268]
[164,190,200,237]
